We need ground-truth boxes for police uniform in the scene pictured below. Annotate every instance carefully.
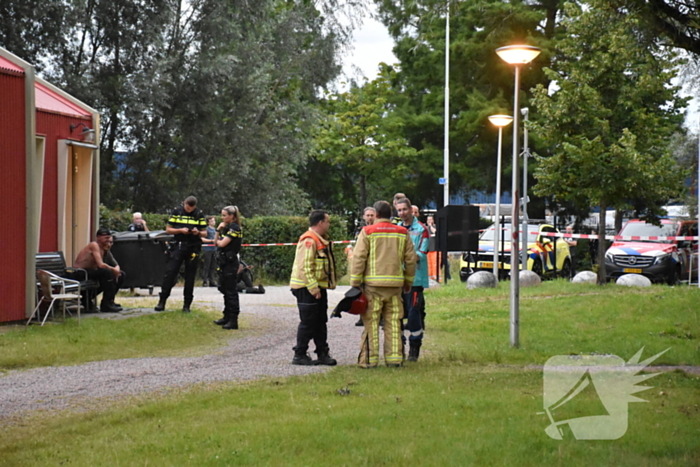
[216,221,242,328]
[156,205,207,311]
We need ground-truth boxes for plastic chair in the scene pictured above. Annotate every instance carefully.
[28,270,82,326]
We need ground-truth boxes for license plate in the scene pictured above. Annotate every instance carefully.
[481,262,493,268]
[623,268,642,273]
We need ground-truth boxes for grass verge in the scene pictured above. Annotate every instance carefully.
[0,363,698,466]
[428,279,700,367]
[0,307,241,371]
[0,280,698,465]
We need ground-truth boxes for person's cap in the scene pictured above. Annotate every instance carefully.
[96,227,112,237]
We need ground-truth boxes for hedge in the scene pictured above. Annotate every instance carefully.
[100,207,349,282]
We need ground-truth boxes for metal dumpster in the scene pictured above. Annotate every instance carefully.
[111,230,173,294]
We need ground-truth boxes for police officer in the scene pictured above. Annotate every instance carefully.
[155,196,207,313]
[213,205,243,330]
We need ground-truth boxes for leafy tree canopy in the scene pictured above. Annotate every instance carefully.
[530,1,688,281]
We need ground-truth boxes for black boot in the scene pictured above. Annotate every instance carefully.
[154,294,167,312]
[291,353,317,365]
[182,300,192,313]
[315,351,337,366]
[222,315,238,330]
[408,342,421,362]
[213,315,228,325]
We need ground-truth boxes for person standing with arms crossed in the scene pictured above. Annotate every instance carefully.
[351,200,416,368]
[213,206,243,330]
[289,210,338,366]
[155,196,207,313]
[396,197,430,361]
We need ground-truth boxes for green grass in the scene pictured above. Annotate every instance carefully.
[1,364,698,466]
[429,279,700,367]
[0,306,242,371]
[1,281,699,465]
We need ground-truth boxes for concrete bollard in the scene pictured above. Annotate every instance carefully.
[466,271,498,289]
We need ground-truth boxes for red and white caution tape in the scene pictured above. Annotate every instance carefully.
[530,231,699,241]
[242,240,356,247]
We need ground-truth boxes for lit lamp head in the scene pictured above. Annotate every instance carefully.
[495,45,541,65]
[488,115,514,128]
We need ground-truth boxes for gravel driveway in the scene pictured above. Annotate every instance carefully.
[0,286,365,419]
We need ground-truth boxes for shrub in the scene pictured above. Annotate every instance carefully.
[100,207,349,282]
[241,215,349,283]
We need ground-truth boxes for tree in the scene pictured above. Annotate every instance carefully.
[310,65,418,216]
[609,0,700,55]
[0,0,358,215]
[372,0,564,208]
[530,1,688,283]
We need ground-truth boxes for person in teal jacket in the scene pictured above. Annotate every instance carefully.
[396,197,429,361]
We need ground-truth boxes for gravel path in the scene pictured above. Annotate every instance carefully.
[0,286,365,419]
[3,287,698,421]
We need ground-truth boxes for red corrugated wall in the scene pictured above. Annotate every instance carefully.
[36,112,92,252]
[0,70,27,322]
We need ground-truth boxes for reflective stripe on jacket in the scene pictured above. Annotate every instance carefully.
[289,229,337,295]
[350,219,416,288]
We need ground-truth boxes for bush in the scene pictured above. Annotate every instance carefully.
[241,215,349,283]
[99,207,349,283]
[99,205,169,231]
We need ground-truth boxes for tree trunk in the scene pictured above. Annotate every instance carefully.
[614,209,624,233]
[597,201,607,285]
[359,174,367,215]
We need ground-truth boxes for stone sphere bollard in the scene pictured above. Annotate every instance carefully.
[466,271,497,289]
[616,274,652,287]
[519,270,542,287]
[572,271,597,284]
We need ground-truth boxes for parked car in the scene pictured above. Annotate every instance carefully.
[459,223,572,281]
[605,218,698,284]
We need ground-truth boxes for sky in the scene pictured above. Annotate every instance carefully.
[341,12,699,134]
[340,12,397,86]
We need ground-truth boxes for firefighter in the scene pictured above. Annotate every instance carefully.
[351,200,416,368]
[289,210,337,366]
[213,205,243,330]
[154,196,207,313]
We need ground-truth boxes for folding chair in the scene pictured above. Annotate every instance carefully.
[28,270,82,326]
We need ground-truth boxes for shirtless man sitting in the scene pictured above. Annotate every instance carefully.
[73,228,125,313]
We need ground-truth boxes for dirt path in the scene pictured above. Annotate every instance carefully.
[0,286,365,420]
[2,286,697,421]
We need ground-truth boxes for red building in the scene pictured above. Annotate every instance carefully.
[0,47,100,323]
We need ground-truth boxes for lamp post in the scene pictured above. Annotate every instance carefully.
[521,107,530,268]
[496,44,540,348]
[488,114,513,280]
[443,5,450,207]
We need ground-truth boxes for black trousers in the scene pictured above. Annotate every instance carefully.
[218,260,240,319]
[82,268,124,305]
[201,249,217,285]
[161,245,200,305]
[292,288,328,356]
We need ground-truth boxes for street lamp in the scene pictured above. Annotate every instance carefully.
[488,114,513,280]
[496,44,540,348]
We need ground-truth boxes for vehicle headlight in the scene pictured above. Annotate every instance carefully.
[653,254,670,265]
[605,252,614,262]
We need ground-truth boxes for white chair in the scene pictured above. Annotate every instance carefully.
[28,270,82,326]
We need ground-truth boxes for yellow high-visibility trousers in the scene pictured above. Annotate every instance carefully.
[358,286,404,368]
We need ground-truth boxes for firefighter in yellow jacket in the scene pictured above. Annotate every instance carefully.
[289,210,338,366]
[351,200,416,368]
